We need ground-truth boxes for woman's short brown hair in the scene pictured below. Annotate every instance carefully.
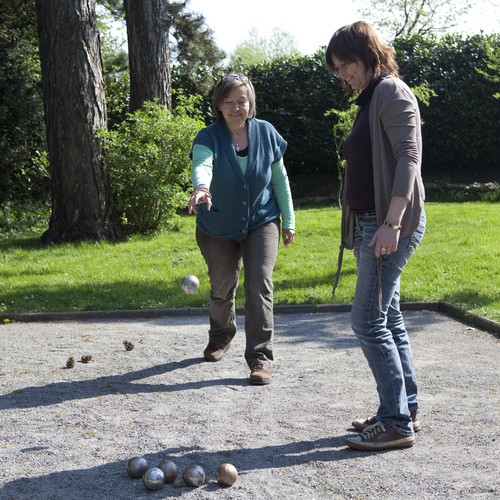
[212,73,257,121]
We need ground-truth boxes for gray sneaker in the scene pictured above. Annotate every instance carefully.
[345,421,416,451]
[352,410,421,432]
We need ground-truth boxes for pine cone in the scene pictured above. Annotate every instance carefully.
[123,340,135,351]
[66,356,75,369]
[81,354,93,363]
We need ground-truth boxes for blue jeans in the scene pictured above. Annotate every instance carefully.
[196,220,280,368]
[351,211,426,435]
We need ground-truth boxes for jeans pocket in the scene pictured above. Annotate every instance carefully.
[407,215,426,259]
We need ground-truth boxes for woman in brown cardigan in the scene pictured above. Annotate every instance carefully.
[326,21,426,451]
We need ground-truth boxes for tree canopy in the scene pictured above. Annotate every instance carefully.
[229,28,300,68]
[357,0,474,39]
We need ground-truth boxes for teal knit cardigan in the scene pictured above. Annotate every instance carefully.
[193,118,287,240]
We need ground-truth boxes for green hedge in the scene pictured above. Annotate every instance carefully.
[395,33,500,180]
[2,28,499,206]
[240,52,344,175]
[212,34,500,182]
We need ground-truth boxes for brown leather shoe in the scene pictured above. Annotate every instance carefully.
[345,422,416,451]
[249,364,271,385]
[203,342,230,362]
[352,410,421,432]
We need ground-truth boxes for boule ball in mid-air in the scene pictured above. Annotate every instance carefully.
[126,456,149,479]
[157,459,178,483]
[216,463,238,487]
[142,467,165,491]
[181,274,200,294]
[183,464,205,487]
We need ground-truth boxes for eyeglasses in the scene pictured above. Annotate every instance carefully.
[221,73,249,83]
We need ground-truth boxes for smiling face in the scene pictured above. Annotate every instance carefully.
[218,86,251,127]
[331,56,373,91]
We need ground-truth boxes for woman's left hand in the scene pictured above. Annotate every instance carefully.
[370,196,407,256]
[369,225,399,257]
[282,229,295,246]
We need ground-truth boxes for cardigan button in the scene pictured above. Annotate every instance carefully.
[241,217,247,221]
[242,201,247,206]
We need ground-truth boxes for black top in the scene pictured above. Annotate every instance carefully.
[342,75,383,212]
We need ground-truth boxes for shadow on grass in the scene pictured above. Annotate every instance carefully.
[0,271,356,313]
[0,280,209,312]
[0,235,46,252]
[443,289,500,308]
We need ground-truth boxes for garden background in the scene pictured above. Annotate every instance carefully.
[1,0,498,325]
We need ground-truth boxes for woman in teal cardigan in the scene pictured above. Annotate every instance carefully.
[326,21,426,451]
[188,73,295,385]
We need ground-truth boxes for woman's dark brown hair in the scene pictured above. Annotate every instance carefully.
[325,21,399,88]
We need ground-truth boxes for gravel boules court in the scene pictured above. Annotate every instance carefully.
[0,309,498,499]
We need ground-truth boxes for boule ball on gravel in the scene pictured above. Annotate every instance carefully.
[181,274,200,294]
[157,459,178,483]
[126,456,149,479]
[216,463,238,486]
[142,467,165,491]
[183,464,205,487]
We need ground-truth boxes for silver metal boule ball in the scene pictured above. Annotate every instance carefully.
[183,464,205,487]
[216,463,238,487]
[142,467,165,491]
[157,459,178,483]
[126,456,149,479]
[181,274,200,294]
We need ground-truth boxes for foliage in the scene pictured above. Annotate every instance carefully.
[357,0,473,40]
[0,201,49,237]
[477,38,500,99]
[165,5,227,120]
[235,50,345,177]
[171,63,218,123]
[325,99,358,202]
[229,28,300,67]
[97,0,225,114]
[97,3,130,128]
[0,0,49,204]
[395,33,500,179]
[99,98,204,234]
[2,0,499,207]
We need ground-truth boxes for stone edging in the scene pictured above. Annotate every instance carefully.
[1,301,499,337]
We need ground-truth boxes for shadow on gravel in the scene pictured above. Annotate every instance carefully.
[0,357,251,410]
[0,435,372,499]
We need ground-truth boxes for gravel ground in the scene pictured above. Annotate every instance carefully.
[0,309,498,499]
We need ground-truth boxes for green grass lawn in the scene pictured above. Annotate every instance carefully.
[1,202,499,323]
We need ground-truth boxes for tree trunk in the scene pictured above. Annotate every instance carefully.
[124,0,172,111]
[36,0,121,243]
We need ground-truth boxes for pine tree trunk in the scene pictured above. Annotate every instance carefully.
[36,0,121,243]
[124,0,172,111]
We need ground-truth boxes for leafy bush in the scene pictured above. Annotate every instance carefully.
[395,33,500,180]
[100,97,204,234]
[0,202,50,238]
[0,1,48,205]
